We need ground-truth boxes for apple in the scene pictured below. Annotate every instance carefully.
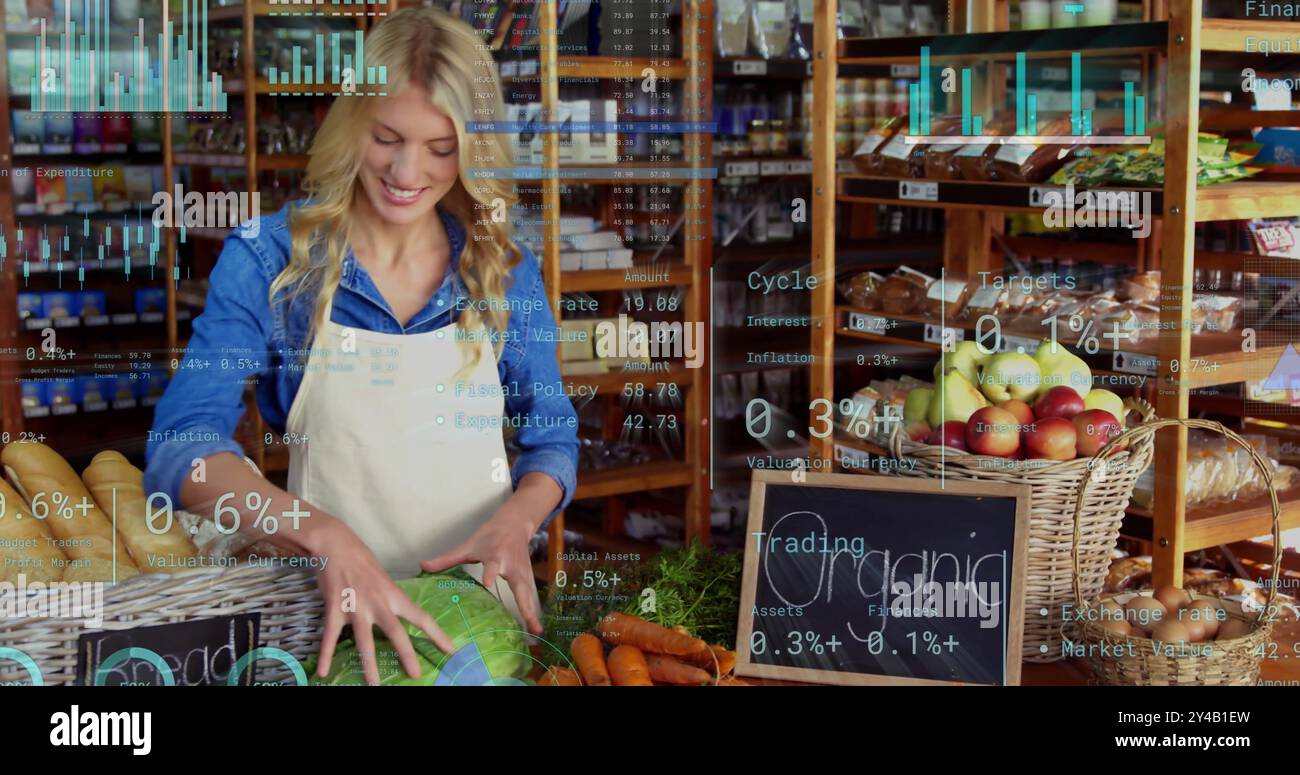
[926,421,968,451]
[905,421,931,442]
[1072,408,1124,456]
[965,407,1021,457]
[1023,417,1077,460]
[997,399,1035,430]
[1034,385,1086,421]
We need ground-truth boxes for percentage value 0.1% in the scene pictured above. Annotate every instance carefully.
[212,492,312,536]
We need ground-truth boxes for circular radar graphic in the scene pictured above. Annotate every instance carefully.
[431,594,577,686]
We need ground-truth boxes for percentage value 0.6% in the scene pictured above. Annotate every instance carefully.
[0,491,95,521]
[212,492,311,536]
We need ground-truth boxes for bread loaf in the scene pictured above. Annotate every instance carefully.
[0,477,68,583]
[1,441,138,582]
[82,450,198,570]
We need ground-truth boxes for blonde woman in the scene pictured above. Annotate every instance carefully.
[144,8,579,684]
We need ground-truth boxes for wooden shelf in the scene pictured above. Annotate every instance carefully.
[834,304,1287,390]
[1201,18,1300,53]
[208,0,378,21]
[1127,487,1300,552]
[840,175,1300,223]
[838,21,1168,64]
[573,460,694,501]
[504,56,690,81]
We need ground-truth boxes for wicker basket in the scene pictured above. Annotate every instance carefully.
[1069,419,1281,685]
[0,565,322,686]
[886,397,1156,661]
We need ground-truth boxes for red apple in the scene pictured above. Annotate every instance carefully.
[997,399,1035,430]
[1023,417,1077,460]
[905,421,931,442]
[1034,385,1086,421]
[925,421,968,451]
[1072,408,1124,457]
[965,407,1021,457]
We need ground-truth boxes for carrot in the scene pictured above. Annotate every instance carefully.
[538,666,581,686]
[570,633,611,686]
[646,654,712,685]
[598,612,708,656]
[606,645,654,686]
[682,644,737,675]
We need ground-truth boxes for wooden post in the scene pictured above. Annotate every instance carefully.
[1152,0,1201,588]
[809,0,837,466]
[540,0,565,585]
[683,0,713,545]
[0,23,22,439]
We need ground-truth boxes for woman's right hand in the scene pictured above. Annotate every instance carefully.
[310,516,456,684]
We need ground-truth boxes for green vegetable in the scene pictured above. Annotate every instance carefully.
[619,540,742,649]
[308,567,531,685]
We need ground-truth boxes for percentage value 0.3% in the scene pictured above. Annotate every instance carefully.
[212,492,311,536]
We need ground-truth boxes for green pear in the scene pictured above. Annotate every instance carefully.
[978,351,1042,403]
[932,340,993,386]
[903,388,934,426]
[1083,388,1125,422]
[1033,340,1091,399]
[927,368,988,427]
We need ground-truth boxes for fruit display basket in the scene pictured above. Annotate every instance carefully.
[886,397,1156,662]
[1069,418,1281,685]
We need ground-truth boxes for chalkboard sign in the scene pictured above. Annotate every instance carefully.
[737,471,1029,686]
[76,613,260,686]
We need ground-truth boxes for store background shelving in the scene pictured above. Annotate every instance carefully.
[809,0,1300,589]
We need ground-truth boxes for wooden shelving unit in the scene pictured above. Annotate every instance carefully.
[524,0,714,583]
[162,2,371,473]
[0,11,176,459]
[810,0,1300,588]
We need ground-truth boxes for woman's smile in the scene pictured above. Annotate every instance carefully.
[380,180,428,205]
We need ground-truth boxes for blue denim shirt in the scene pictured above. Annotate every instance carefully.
[143,202,579,523]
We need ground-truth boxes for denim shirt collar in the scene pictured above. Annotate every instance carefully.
[338,206,469,328]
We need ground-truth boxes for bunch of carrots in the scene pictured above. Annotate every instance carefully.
[539,612,746,686]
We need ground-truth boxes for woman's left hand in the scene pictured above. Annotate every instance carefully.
[420,506,545,635]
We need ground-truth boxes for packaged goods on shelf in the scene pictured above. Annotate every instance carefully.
[1131,431,1300,511]
[990,117,1075,183]
[925,275,971,318]
[879,265,935,315]
[1247,220,1300,259]
[842,270,886,310]
[1049,133,1260,187]
[956,282,1007,320]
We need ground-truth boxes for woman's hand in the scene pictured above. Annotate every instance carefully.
[310,516,456,684]
[420,504,544,635]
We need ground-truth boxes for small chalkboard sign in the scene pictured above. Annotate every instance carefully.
[76,613,260,686]
[737,471,1029,686]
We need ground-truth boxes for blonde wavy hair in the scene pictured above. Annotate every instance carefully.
[271,7,521,370]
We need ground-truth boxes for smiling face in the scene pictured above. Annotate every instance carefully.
[356,85,461,226]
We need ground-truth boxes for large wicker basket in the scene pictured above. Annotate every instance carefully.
[0,565,322,686]
[886,397,1156,661]
[1069,419,1280,685]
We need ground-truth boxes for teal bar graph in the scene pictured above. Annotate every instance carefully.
[1027,94,1037,135]
[919,46,930,135]
[1124,82,1134,135]
[909,84,920,134]
[29,0,228,112]
[960,68,971,135]
[1015,52,1027,135]
[265,30,388,92]
[972,115,982,134]
[1071,52,1082,135]
[1136,96,1145,135]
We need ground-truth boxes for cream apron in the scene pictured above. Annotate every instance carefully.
[285,302,538,626]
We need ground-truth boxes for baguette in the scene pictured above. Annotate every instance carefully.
[82,450,198,570]
[1,441,138,582]
[0,477,68,583]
